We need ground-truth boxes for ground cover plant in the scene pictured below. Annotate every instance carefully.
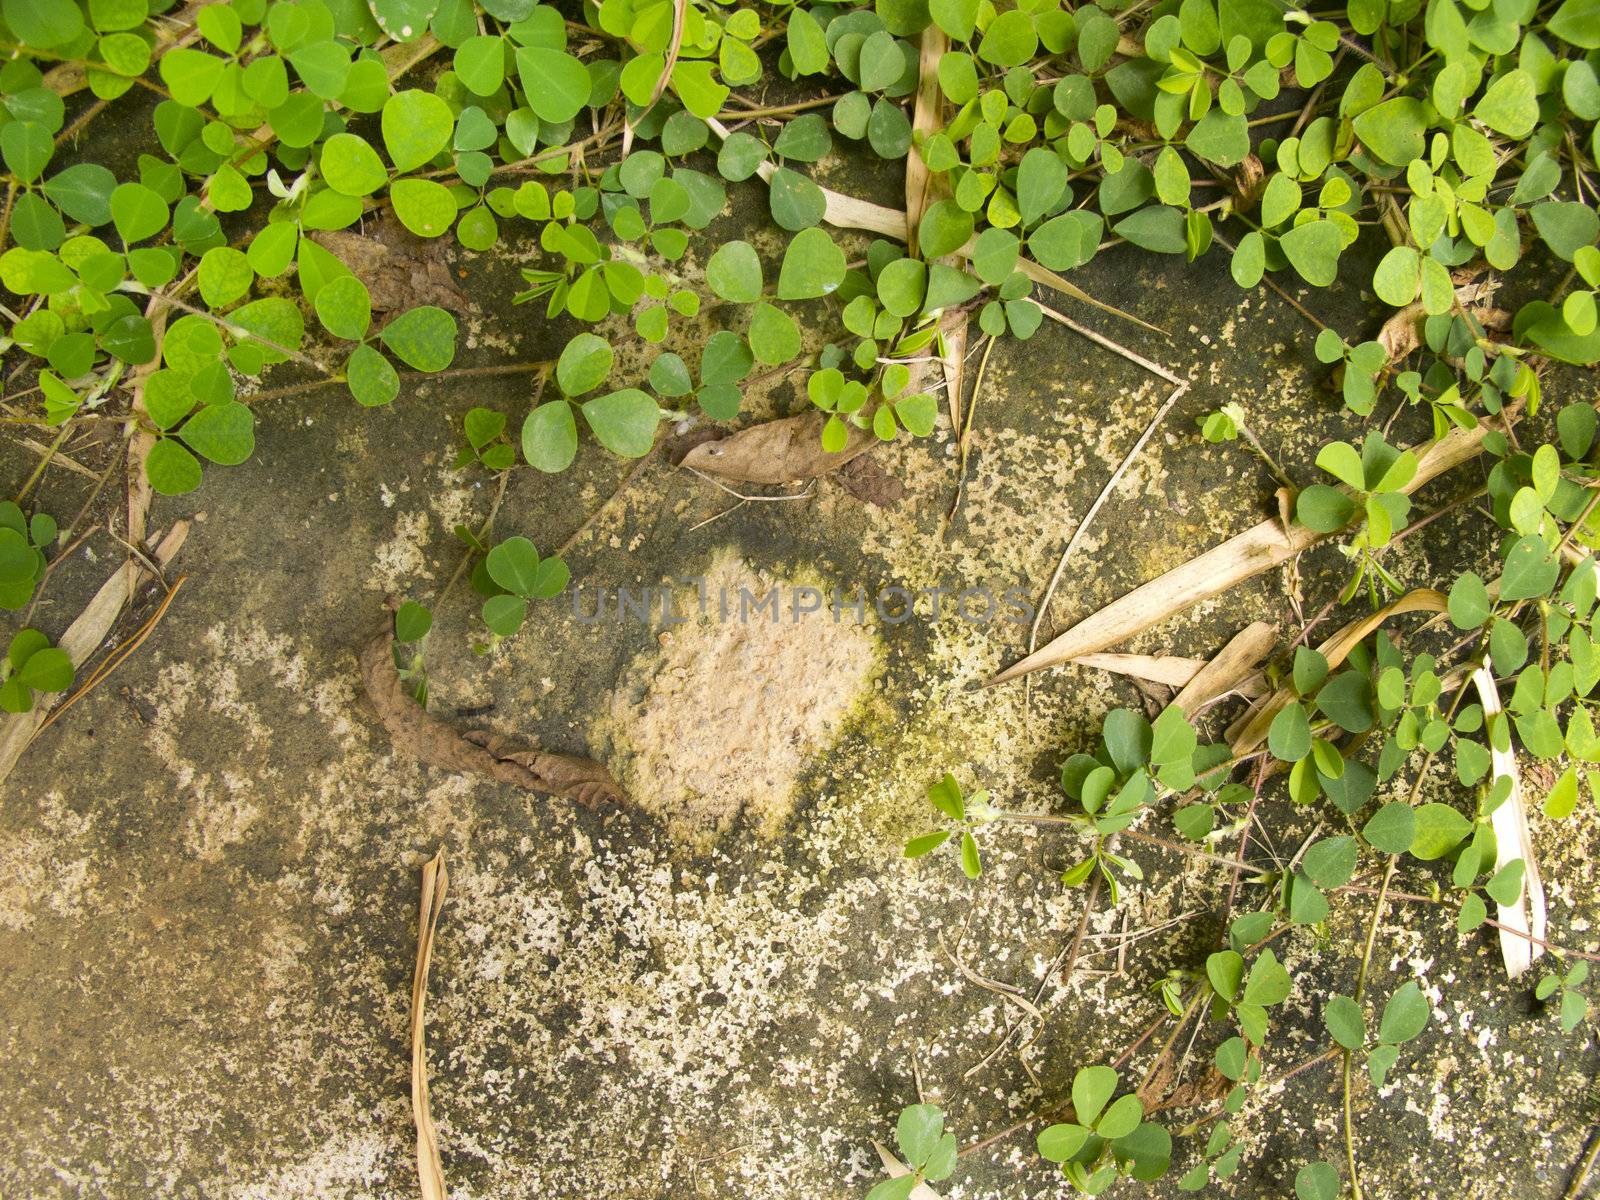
[0,0,1596,1196]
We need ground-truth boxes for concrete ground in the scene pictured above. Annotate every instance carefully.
[2,130,1599,1200]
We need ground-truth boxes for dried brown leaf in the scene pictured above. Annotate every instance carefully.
[360,614,624,806]
[837,454,907,507]
[1376,301,1428,364]
[313,213,473,314]
[1230,154,1266,212]
[678,410,875,484]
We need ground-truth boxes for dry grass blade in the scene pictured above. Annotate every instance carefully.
[1470,667,1547,979]
[0,520,189,786]
[650,0,688,107]
[14,436,98,481]
[901,36,970,426]
[1172,621,1278,714]
[624,0,687,155]
[1037,302,1178,379]
[1228,590,1447,752]
[125,298,177,545]
[1025,263,1166,336]
[412,848,450,1200]
[989,415,1504,686]
[1026,381,1189,665]
[949,334,995,521]
[871,1141,945,1200]
[938,931,1046,1022]
[939,314,969,436]
[33,574,188,737]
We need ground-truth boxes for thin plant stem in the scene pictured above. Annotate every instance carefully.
[948,333,995,523]
[1344,857,1396,1200]
[1564,1129,1600,1200]
[34,574,188,738]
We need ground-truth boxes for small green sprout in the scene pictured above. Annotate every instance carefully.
[475,536,570,642]
[1536,960,1590,1033]
[865,1104,956,1200]
[904,771,996,879]
[1037,1066,1171,1194]
[456,407,515,473]
[392,600,432,707]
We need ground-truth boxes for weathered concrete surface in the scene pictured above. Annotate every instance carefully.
[3,138,1600,1200]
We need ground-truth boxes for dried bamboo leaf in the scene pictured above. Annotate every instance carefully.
[988,417,1503,686]
[1228,591,1445,752]
[1171,621,1277,715]
[411,848,449,1200]
[1470,666,1547,979]
[1074,652,1209,688]
[0,521,190,785]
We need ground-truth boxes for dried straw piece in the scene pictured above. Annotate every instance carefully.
[412,848,449,1200]
[989,417,1502,686]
